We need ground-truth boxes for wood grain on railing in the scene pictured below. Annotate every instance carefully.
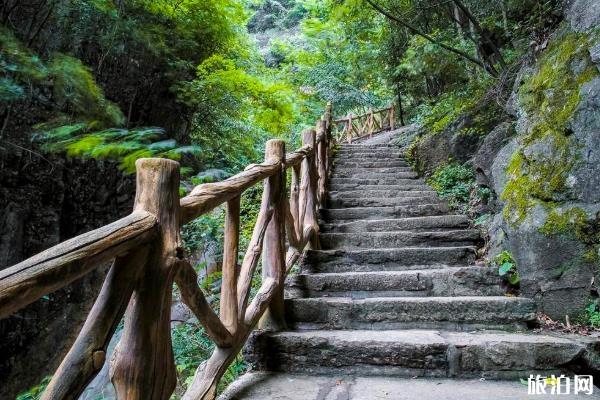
[0,101,392,399]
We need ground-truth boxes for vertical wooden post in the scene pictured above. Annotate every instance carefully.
[346,114,353,143]
[316,119,328,206]
[111,158,180,400]
[389,103,396,131]
[258,140,286,331]
[220,196,240,334]
[290,164,301,239]
[368,108,374,139]
[324,102,333,173]
[299,129,320,250]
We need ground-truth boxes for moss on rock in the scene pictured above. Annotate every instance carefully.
[501,28,599,225]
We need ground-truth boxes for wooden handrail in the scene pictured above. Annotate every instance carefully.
[0,102,336,400]
[332,104,396,143]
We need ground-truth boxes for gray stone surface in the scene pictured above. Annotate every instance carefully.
[320,229,480,250]
[245,330,583,378]
[220,373,600,400]
[302,247,477,274]
[565,0,600,32]
[472,122,515,189]
[320,215,469,233]
[285,296,535,330]
[287,267,504,298]
[569,77,600,203]
[320,204,450,221]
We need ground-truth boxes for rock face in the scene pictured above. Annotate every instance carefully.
[485,16,600,319]
[0,148,134,399]
[409,6,600,321]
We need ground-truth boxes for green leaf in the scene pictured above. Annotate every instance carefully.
[498,262,514,276]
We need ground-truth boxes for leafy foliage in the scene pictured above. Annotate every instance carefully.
[15,377,51,400]
[493,250,520,286]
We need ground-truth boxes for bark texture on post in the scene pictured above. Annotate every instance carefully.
[220,196,240,334]
[258,140,287,331]
[316,119,328,205]
[110,158,180,400]
[299,129,320,250]
[40,247,149,400]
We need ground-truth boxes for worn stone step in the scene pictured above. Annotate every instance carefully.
[329,177,424,186]
[331,169,419,179]
[337,144,398,148]
[332,171,419,179]
[320,230,480,250]
[327,195,443,208]
[320,215,469,233]
[245,330,584,380]
[284,296,536,331]
[334,152,405,159]
[328,189,437,199]
[220,373,600,400]
[329,183,433,192]
[320,204,450,221]
[302,247,477,273]
[333,160,409,168]
[333,166,414,174]
[286,267,504,298]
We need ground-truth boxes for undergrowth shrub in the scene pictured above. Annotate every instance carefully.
[426,162,490,214]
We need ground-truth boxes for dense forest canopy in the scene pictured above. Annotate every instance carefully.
[1,0,564,177]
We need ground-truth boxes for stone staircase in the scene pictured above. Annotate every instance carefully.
[222,143,593,399]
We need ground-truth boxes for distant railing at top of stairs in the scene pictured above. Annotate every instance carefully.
[333,104,396,143]
[0,103,340,400]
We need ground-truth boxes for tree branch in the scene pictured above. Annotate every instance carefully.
[364,0,486,70]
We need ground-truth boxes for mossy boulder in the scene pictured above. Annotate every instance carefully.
[491,23,600,319]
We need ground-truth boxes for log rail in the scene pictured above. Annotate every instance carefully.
[0,103,340,400]
[333,104,396,143]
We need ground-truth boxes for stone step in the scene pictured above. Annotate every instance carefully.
[328,189,437,198]
[329,177,424,186]
[320,215,469,233]
[220,373,600,400]
[333,166,414,173]
[284,296,536,331]
[329,184,433,192]
[332,171,419,179]
[286,266,505,298]
[320,204,450,221]
[320,230,480,250]
[334,152,405,159]
[245,330,584,380]
[337,144,398,148]
[333,160,410,168]
[327,195,443,208]
[302,247,477,273]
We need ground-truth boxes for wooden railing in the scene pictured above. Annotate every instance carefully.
[333,104,396,143]
[0,103,334,400]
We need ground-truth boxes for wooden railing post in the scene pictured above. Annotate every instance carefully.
[111,158,180,400]
[299,129,320,250]
[368,108,374,139]
[220,196,240,333]
[346,114,353,143]
[258,140,287,331]
[316,119,328,206]
[389,103,395,131]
